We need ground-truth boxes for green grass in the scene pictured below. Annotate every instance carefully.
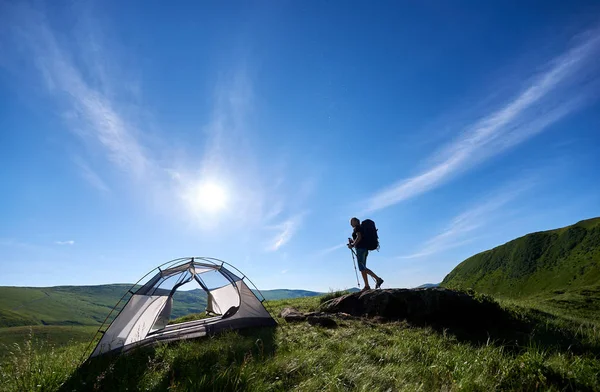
[1,293,599,392]
[529,285,600,324]
[442,217,600,298]
[318,289,356,304]
[168,312,211,324]
[0,326,98,361]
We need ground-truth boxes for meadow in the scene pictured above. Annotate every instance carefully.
[1,288,598,392]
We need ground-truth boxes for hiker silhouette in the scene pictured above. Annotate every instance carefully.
[348,217,384,290]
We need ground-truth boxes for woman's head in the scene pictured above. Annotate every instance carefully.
[350,217,360,228]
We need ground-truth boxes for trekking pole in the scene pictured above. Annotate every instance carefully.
[349,244,360,288]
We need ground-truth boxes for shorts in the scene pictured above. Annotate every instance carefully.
[355,248,368,271]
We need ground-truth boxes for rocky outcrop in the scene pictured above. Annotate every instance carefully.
[279,309,345,328]
[280,288,523,339]
[320,287,514,332]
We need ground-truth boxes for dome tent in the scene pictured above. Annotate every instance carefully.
[88,257,277,359]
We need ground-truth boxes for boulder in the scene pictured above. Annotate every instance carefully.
[320,287,513,332]
[279,307,306,322]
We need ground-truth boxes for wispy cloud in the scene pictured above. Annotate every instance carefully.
[1,238,65,256]
[3,3,313,245]
[266,212,307,252]
[73,157,111,193]
[315,243,347,257]
[281,269,288,274]
[397,181,531,260]
[364,27,600,213]
[28,19,147,178]
[55,240,75,246]
[1,2,150,183]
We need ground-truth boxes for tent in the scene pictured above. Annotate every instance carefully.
[88,257,277,359]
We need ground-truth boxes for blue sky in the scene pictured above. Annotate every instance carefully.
[1,1,599,292]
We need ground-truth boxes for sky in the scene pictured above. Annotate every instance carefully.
[1,1,599,292]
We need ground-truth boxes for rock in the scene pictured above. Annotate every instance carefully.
[307,315,337,328]
[279,307,306,322]
[279,309,353,325]
[303,311,321,317]
[320,287,514,333]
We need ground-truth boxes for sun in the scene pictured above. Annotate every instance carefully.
[192,182,228,213]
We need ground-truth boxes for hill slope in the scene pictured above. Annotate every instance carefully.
[0,285,132,328]
[442,217,600,297]
[0,285,322,328]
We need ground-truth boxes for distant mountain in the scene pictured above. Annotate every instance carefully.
[0,284,325,328]
[442,217,600,298]
[252,289,321,300]
[416,283,440,289]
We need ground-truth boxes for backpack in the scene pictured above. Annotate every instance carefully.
[361,219,379,251]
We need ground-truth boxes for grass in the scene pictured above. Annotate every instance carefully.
[0,326,98,361]
[168,312,212,324]
[0,331,89,392]
[514,286,600,325]
[1,293,599,392]
[319,289,356,304]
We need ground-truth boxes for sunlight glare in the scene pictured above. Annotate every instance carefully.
[191,181,228,213]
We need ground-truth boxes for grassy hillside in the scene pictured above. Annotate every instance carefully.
[171,289,208,318]
[442,217,600,298]
[0,285,132,328]
[1,292,599,392]
[0,285,324,328]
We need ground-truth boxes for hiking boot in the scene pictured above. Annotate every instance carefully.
[375,278,384,289]
[360,286,371,292]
